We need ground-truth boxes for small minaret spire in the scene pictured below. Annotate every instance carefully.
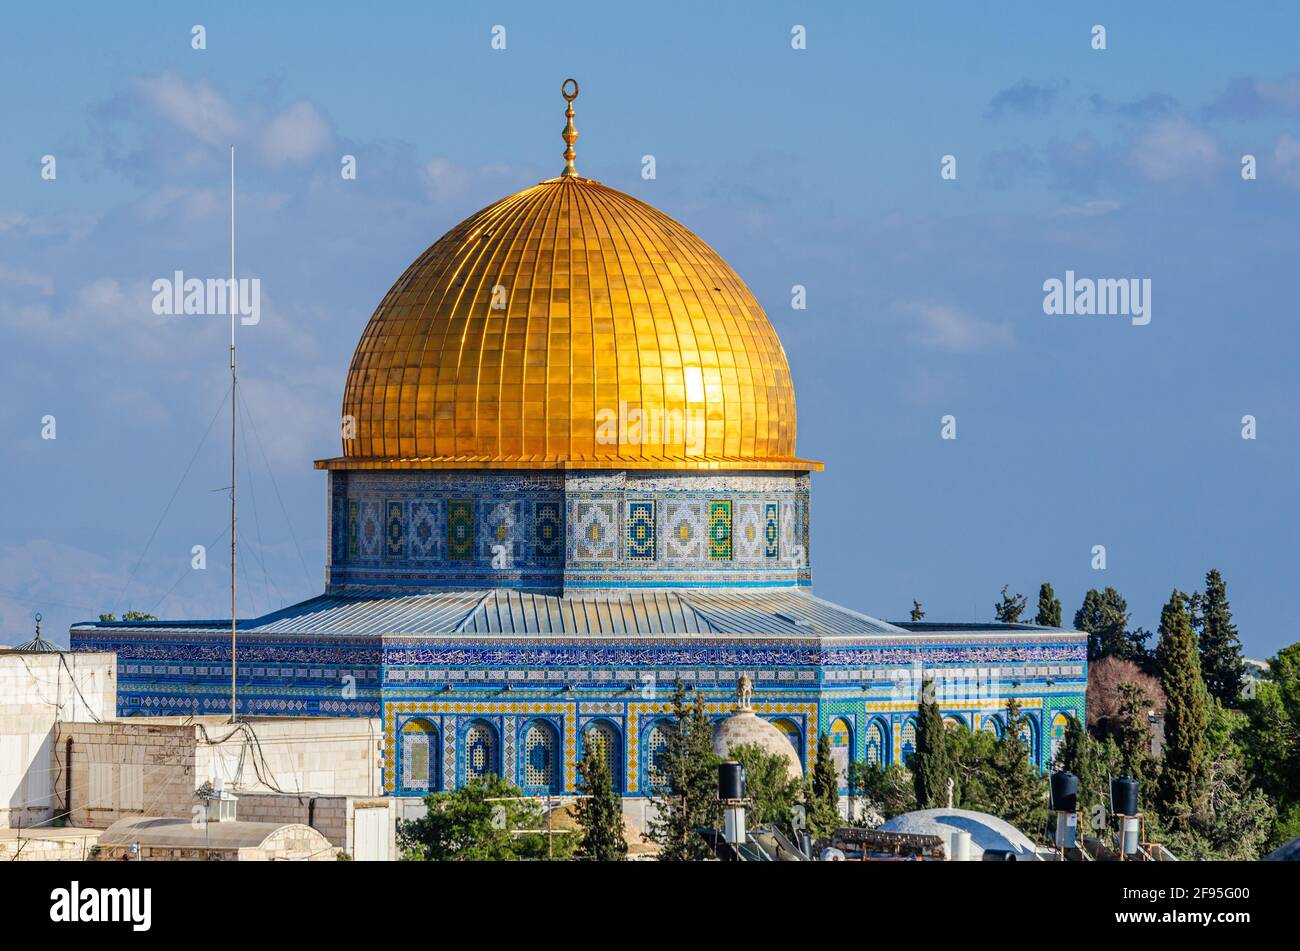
[560,78,580,178]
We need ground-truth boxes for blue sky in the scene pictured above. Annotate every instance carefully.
[1,2,1296,656]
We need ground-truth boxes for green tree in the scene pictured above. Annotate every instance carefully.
[911,679,954,808]
[848,762,916,822]
[805,732,841,840]
[398,776,570,861]
[1156,590,1209,830]
[643,681,721,860]
[1035,582,1062,627]
[1054,713,1121,836]
[1150,699,1276,860]
[986,699,1049,837]
[945,720,998,811]
[1074,588,1149,666]
[995,585,1028,624]
[1113,681,1156,787]
[909,600,925,622]
[729,742,802,836]
[1241,644,1300,846]
[574,746,626,860]
[1195,569,1246,707]
[1242,678,1296,803]
[98,611,159,622]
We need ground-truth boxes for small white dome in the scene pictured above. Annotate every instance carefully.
[878,808,1038,859]
[713,710,803,781]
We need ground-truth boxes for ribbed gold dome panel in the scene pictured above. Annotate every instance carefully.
[320,175,817,471]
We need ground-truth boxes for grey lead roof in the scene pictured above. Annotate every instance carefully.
[76,589,913,639]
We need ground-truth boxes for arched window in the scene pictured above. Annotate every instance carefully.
[645,721,672,790]
[582,721,622,792]
[464,720,499,782]
[522,720,560,792]
[943,714,966,731]
[1019,716,1038,767]
[982,715,1003,737]
[863,718,887,767]
[900,718,918,765]
[772,718,803,766]
[400,718,440,793]
[1050,712,1072,765]
[828,717,853,785]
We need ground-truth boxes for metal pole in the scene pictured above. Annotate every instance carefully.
[229,145,238,723]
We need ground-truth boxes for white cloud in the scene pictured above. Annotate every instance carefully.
[0,212,32,233]
[240,374,338,470]
[422,159,533,211]
[129,75,331,171]
[1131,117,1221,182]
[900,302,1014,353]
[6,276,189,361]
[261,101,332,167]
[132,185,225,223]
[134,73,240,146]
[0,262,54,294]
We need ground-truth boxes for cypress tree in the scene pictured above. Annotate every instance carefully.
[1054,714,1087,805]
[812,732,838,805]
[912,678,954,808]
[1156,590,1210,829]
[910,600,925,622]
[644,680,721,860]
[1035,582,1062,627]
[807,731,841,838]
[574,746,627,860]
[1114,681,1155,786]
[1055,714,1121,839]
[1074,587,1149,665]
[989,698,1048,835]
[995,585,1028,623]
[1196,569,1246,706]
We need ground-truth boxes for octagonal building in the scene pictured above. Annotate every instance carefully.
[72,83,1086,801]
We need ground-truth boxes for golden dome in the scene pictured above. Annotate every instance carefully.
[318,82,818,472]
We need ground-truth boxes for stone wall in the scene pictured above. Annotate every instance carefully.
[193,716,383,797]
[0,651,116,828]
[55,721,199,829]
[51,716,383,830]
[232,792,349,848]
[0,828,101,861]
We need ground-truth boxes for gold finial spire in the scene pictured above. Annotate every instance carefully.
[560,78,580,178]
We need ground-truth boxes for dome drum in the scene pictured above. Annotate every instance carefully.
[325,467,811,594]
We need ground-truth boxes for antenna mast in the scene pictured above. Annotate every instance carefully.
[229,145,238,722]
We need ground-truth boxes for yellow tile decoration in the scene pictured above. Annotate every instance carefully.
[383,700,577,793]
[625,699,817,793]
